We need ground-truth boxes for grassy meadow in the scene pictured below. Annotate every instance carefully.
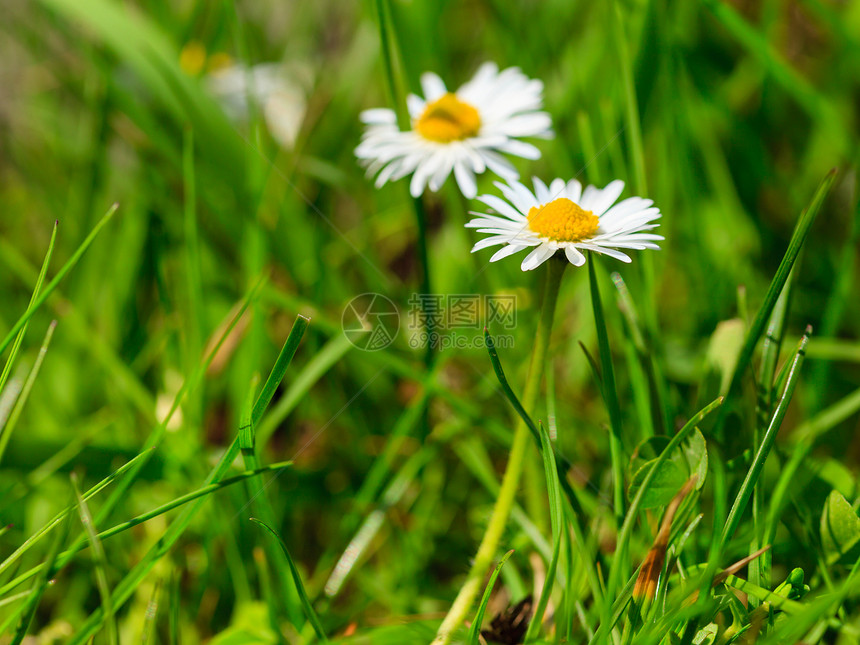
[2,0,860,643]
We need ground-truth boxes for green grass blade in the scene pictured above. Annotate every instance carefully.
[0,221,57,396]
[250,517,329,642]
[0,204,118,357]
[606,397,724,615]
[92,275,268,536]
[71,472,118,645]
[256,332,352,447]
[96,461,293,543]
[0,447,154,582]
[65,314,309,644]
[251,314,310,429]
[10,493,74,645]
[140,579,162,645]
[0,460,292,598]
[524,421,564,642]
[718,170,835,428]
[588,257,626,525]
[702,0,847,140]
[721,328,811,550]
[0,321,57,465]
[324,447,436,598]
[241,316,311,625]
[467,549,514,645]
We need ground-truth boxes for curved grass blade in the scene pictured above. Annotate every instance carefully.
[250,518,328,642]
[0,204,118,357]
[0,221,57,396]
[605,397,724,618]
[71,472,117,645]
[141,579,162,645]
[0,447,154,582]
[721,328,811,549]
[468,550,514,645]
[241,316,310,625]
[0,460,293,597]
[524,422,564,642]
[717,170,835,428]
[485,328,605,603]
[0,321,57,465]
[10,493,74,645]
[64,315,309,644]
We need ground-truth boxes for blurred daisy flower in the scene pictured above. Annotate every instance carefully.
[355,63,552,199]
[206,62,309,148]
[466,177,663,271]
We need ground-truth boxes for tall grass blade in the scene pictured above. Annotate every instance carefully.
[721,328,811,549]
[0,221,57,396]
[71,472,118,645]
[524,422,564,642]
[0,321,57,465]
[0,204,118,356]
[65,314,309,643]
[10,494,73,645]
[467,549,514,645]
[250,518,329,642]
[718,170,835,427]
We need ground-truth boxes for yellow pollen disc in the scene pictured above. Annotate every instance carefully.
[527,198,599,243]
[415,93,481,142]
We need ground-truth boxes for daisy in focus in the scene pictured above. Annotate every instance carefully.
[466,177,663,271]
[355,63,552,199]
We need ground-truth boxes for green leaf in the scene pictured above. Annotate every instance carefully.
[628,429,708,506]
[820,490,860,563]
[628,458,687,509]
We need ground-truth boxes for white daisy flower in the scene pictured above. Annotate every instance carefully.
[206,62,309,148]
[466,177,663,271]
[355,62,552,199]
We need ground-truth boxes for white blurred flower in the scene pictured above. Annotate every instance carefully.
[355,62,553,199]
[466,177,663,271]
[207,63,308,148]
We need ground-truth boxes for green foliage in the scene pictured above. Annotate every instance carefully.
[1,0,860,643]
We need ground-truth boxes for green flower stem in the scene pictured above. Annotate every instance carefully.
[433,258,566,645]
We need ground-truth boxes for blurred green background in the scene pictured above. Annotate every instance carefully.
[1,0,859,642]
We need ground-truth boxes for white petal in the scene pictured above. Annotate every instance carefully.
[454,161,477,199]
[496,139,542,160]
[532,177,550,204]
[420,72,447,101]
[407,95,425,119]
[479,150,519,180]
[564,179,583,203]
[584,180,625,215]
[490,243,528,262]
[497,180,537,214]
[564,246,587,266]
[360,108,396,125]
[475,194,527,221]
[521,244,555,271]
[599,197,653,227]
[490,112,553,137]
[582,245,632,263]
[472,235,516,251]
[548,178,566,200]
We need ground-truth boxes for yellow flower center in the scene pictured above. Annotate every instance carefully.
[415,93,481,142]
[527,198,599,243]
